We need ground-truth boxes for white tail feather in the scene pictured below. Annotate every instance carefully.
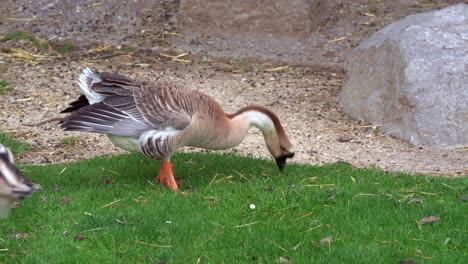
[79,67,104,104]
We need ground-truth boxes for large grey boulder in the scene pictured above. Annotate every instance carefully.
[338,3,468,149]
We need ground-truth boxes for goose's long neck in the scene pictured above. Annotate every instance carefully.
[182,106,283,151]
[223,106,278,149]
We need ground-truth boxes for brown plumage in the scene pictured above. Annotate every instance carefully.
[60,68,294,191]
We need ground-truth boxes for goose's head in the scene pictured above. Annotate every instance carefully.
[264,128,295,172]
[0,144,34,200]
[241,106,295,172]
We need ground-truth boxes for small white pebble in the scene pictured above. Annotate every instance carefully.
[249,204,256,210]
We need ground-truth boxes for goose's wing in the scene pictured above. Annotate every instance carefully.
[132,83,193,130]
[61,69,192,137]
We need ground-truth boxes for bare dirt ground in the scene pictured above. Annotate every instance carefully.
[1,54,466,176]
[0,1,466,176]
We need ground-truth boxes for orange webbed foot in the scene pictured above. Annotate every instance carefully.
[155,162,178,192]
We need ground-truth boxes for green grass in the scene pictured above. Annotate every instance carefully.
[0,80,13,94]
[61,136,81,146]
[0,132,29,155]
[0,31,36,42]
[1,31,51,52]
[0,153,466,263]
[122,46,136,53]
[58,42,74,55]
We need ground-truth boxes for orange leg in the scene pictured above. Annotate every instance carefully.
[156,161,178,192]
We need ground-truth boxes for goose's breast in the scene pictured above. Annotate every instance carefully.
[107,135,140,152]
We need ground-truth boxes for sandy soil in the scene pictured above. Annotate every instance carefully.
[0,0,466,176]
[0,53,466,176]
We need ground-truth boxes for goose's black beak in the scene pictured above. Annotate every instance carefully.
[275,152,295,172]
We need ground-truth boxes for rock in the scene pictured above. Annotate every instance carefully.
[320,236,333,244]
[178,0,332,37]
[459,195,467,202]
[337,132,354,142]
[418,216,440,225]
[175,0,339,66]
[338,4,468,149]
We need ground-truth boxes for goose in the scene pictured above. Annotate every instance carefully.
[0,144,34,217]
[60,68,294,191]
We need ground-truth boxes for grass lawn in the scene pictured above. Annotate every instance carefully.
[0,132,29,155]
[0,152,466,263]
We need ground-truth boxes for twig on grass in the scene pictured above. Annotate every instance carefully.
[416,168,468,175]
[147,180,155,186]
[293,242,302,251]
[100,199,122,209]
[192,166,206,172]
[279,204,299,211]
[59,167,68,175]
[270,241,288,252]
[230,221,259,229]
[413,254,433,260]
[139,241,173,248]
[208,173,219,186]
[294,211,314,222]
[399,189,440,196]
[301,224,323,233]
[233,170,249,181]
[107,170,121,175]
[398,193,414,203]
[215,175,234,184]
[66,242,84,250]
[353,193,379,199]
[440,183,454,189]
[304,184,336,188]
[83,227,108,232]
[195,232,218,248]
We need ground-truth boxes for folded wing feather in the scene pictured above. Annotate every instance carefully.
[61,69,193,137]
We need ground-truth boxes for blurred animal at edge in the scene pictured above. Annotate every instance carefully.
[0,144,34,218]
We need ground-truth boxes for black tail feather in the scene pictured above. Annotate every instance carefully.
[61,95,89,113]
